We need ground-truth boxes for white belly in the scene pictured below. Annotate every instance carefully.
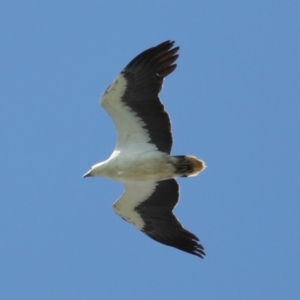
[104,153,176,182]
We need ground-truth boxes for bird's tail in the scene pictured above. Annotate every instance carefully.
[172,155,206,177]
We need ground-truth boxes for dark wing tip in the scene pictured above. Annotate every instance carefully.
[146,228,206,258]
[184,235,206,258]
[176,230,206,258]
[124,40,179,79]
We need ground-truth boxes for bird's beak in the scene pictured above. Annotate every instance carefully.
[83,170,92,178]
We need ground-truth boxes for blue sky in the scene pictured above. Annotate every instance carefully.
[1,1,300,299]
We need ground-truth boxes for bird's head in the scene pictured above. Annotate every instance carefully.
[83,162,106,178]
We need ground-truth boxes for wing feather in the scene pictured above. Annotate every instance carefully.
[101,41,179,154]
[113,179,205,258]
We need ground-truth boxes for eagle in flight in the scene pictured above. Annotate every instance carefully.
[83,41,206,258]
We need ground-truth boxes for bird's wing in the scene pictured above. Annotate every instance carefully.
[101,40,179,154]
[113,179,205,258]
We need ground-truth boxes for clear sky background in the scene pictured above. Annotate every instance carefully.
[1,1,299,299]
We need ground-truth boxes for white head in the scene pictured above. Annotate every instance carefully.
[83,162,106,178]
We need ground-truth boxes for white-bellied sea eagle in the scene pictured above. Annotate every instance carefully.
[83,41,206,258]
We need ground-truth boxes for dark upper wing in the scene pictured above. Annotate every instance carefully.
[135,179,205,258]
[113,179,205,258]
[101,41,179,154]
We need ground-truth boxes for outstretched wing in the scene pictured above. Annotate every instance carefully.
[113,179,205,258]
[101,41,179,154]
